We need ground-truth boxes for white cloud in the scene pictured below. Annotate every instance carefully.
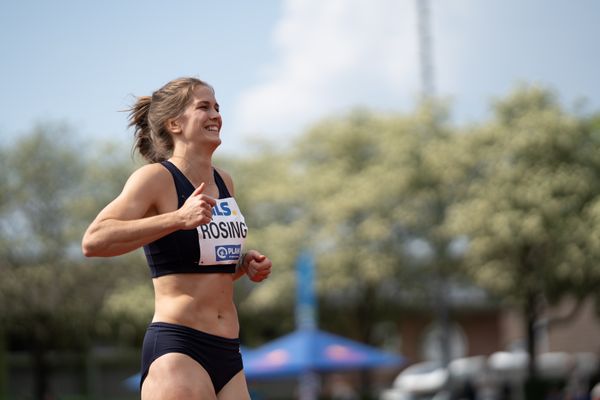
[232,0,422,142]
[226,0,600,150]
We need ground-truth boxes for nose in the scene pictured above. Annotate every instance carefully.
[209,107,221,119]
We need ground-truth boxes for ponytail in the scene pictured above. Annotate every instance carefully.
[128,96,158,162]
[127,94,172,163]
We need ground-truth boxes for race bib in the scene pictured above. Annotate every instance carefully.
[196,198,247,265]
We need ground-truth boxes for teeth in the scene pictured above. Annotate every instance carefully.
[206,126,218,131]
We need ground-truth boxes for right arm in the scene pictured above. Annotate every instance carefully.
[81,164,215,257]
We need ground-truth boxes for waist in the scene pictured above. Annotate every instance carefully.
[146,322,240,347]
[152,274,239,337]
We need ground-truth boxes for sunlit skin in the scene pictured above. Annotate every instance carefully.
[82,85,272,400]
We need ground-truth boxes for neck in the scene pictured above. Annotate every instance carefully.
[172,142,214,165]
[169,153,215,187]
[170,154,211,168]
[172,140,216,163]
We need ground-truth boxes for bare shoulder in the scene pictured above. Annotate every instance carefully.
[213,166,236,196]
[124,162,172,193]
[115,162,174,209]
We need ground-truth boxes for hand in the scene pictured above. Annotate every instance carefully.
[243,250,272,282]
[176,183,217,229]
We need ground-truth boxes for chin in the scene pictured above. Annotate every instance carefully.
[202,133,221,145]
[208,136,222,147]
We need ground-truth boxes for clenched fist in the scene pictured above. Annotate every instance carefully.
[241,250,272,282]
[176,182,217,229]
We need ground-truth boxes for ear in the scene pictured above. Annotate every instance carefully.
[166,117,182,135]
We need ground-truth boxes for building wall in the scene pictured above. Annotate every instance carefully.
[458,312,502,356]
[398,297,600,364]
[546,298,600,354]
[397,314,430,363]
[398,310,503,363]
[498,297,600,354]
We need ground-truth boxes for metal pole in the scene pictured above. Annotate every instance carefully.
[296,251,319,399]
[416,0,435,99]
[417,0,451,370]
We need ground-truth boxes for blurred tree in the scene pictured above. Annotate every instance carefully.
[293,107,460,344]
[75,142,153,346]
[229,106,467,352]
[445,85,600,381]
[0,124,140,399]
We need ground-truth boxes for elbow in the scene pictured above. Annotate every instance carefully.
[81,232,102,257]
[82,244,94,258]
[81,239,96,258]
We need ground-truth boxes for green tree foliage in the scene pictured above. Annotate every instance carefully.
[1,124,83,265]
[444,85,600,377]
[0,124,143,399]
[229,106,463,346]
[232,86,600,375]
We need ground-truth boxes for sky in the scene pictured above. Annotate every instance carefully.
[1,0,599,155]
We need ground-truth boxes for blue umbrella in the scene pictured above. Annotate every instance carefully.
[243,328,405,381]
[244,252,405,381]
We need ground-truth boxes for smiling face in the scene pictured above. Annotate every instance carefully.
[172,84,223,147]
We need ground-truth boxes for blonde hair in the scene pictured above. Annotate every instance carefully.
[128,77,213,163]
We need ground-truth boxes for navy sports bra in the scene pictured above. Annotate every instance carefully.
[143,161,247,278]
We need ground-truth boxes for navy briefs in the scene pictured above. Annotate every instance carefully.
[140,322,243,394]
